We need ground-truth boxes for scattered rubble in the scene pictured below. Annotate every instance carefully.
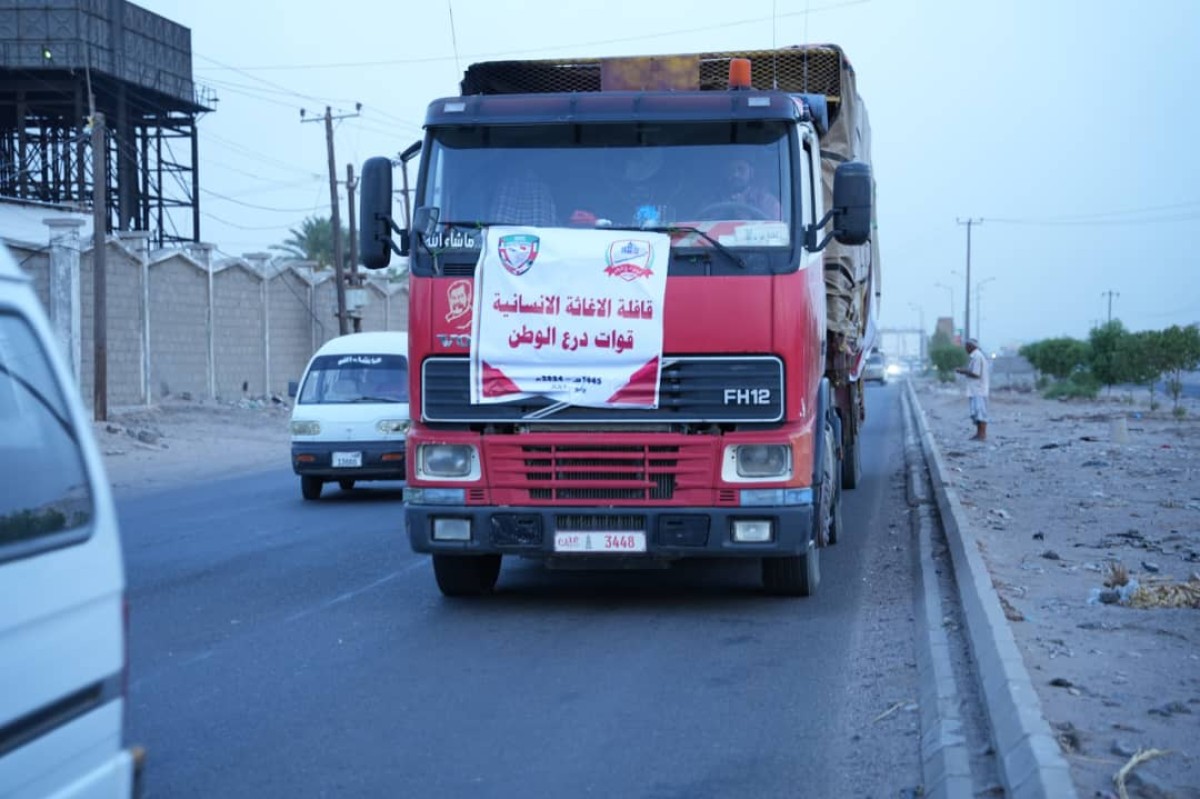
[916,382,1198,796]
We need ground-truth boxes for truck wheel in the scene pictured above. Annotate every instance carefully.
[301,476,323,501]
[841,432,861,490]
[762,547,820,596]
[828,480,843,545]
[432,554,502,597]
[338,479,356,491]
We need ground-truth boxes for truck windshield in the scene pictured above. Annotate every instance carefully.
[419,120,793,260]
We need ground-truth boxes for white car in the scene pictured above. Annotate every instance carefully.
[863,351,888,384]
[290,332,411,500]
[0,244,142,797]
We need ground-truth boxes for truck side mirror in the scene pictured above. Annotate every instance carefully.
[412,205,440,240]
[832,161,872,246]
[360,156,399,268]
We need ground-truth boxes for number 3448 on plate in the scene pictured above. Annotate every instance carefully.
[553,532,647,553]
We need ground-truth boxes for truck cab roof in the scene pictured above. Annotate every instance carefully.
[425,90,825,132]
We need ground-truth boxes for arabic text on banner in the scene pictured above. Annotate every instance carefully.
[469,227,670,408]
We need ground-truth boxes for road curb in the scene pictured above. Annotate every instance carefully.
[903,386,974,799]
[904,380,1078,799]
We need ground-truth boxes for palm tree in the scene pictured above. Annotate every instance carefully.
[270,215,349,269]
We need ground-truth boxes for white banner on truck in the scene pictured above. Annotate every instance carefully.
[469,227,670,408]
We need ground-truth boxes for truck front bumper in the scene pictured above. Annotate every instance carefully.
[405,503,814,559]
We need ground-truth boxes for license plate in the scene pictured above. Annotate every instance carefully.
[553,532,647,553]
[332,451,362,468]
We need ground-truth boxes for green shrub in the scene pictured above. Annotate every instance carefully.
[1043,371,1100,400]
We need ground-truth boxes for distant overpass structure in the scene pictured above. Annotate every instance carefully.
[877,327,926,362]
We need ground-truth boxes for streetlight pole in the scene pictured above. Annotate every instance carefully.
[975,277,996,342]
[957,217,983,343]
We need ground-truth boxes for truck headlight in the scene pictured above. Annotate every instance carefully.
[418,444,477,479]
[733,444,792,479]
[377,419,411,434]
[291,420,320,436]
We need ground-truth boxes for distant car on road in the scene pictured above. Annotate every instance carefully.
[863,351,888,384]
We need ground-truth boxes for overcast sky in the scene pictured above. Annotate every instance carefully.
[134,0,1200,349]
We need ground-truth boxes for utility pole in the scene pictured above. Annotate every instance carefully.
[956,218,982,342]
[346,163,361,333]
[1101,290,1120,324]
[92,111,108,421]
[302,104,360,335]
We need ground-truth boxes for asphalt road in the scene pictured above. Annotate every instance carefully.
[123,382,921,798]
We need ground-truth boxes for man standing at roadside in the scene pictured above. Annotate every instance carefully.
[955,338,990,441]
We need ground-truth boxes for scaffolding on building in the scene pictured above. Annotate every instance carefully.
[0,0,212,247]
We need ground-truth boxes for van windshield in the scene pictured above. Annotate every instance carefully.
[298,354,409,404]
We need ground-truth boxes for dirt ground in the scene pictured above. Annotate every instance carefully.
[914,379,1200,799]
[95,386,1199,796]
[94,397,292,497]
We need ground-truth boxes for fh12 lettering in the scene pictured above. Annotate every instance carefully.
[723,388,772,406]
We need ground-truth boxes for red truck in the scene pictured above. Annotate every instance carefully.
[359,46,878,597]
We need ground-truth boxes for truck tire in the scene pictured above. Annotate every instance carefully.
[841,431,860,489]
[762,547,820,596]
[433,554,502,597]
[301,476,323,501]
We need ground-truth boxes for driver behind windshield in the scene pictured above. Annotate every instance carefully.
[715,157,781,220]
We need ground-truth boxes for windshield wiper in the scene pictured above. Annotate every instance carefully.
[603,225,746,269]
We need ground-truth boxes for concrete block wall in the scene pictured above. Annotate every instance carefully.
[6,226,409,410]
[212,263,267,400]
[148,255,210,400]
[78,244,145,407]
[311,279,341,349]
[269,269,315,396]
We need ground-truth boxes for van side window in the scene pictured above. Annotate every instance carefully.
[0,313,93,559]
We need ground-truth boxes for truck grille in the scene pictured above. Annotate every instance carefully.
[524,444,677,501]
[555,514,646,532]
[422,355,784,424]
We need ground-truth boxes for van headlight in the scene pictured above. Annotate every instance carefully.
[377,419,411,434]
[728,444,792,479]
[291,420,321,436]
[418,444,477,478]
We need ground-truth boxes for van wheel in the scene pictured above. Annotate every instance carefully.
[301,476,323,501]
[338,479,356,491]
[432,555,502,597]
[762,547,820,596]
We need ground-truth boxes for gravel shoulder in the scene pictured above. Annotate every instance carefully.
[913,379,1200,799]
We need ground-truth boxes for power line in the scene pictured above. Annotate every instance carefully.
[200,187,330,214]
[193,0,871,72]
[985,200,1200,227]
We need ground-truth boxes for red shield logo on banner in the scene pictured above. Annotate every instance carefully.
[604,239,654,281]
[498,234,540,275]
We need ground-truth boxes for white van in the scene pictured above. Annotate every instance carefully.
[290,331,410,500]
[0,244,141,796]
